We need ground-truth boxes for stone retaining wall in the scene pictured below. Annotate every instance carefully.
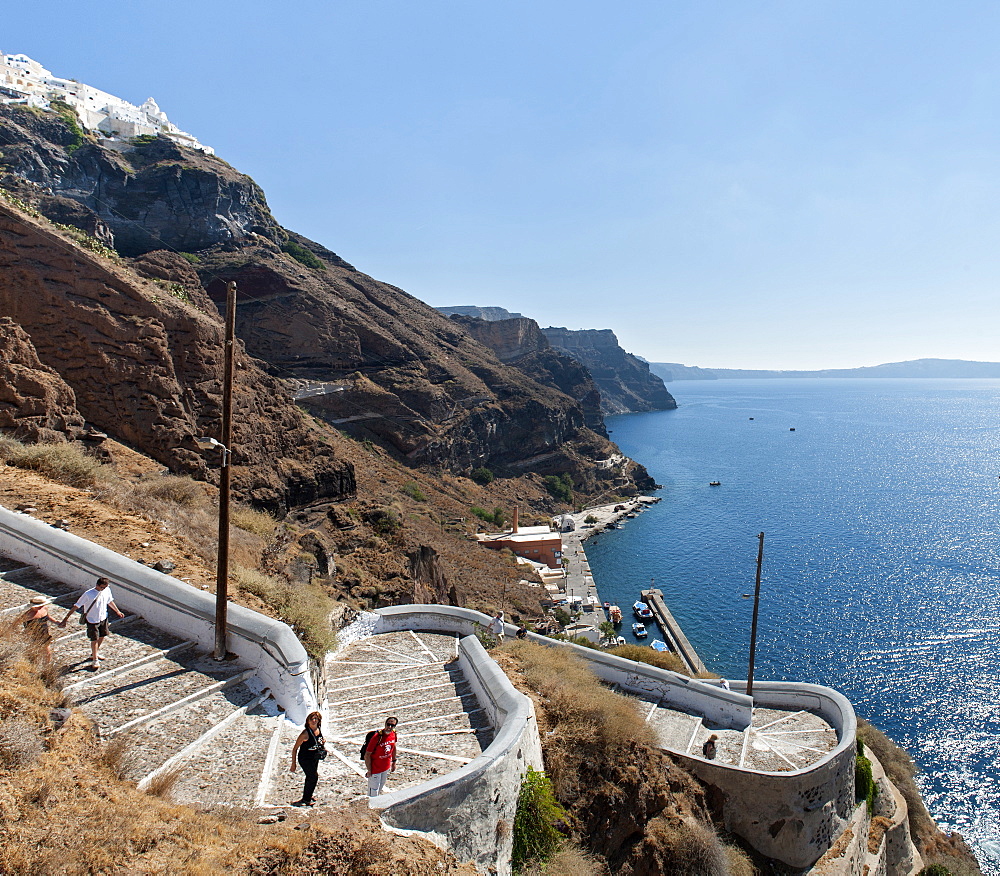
[360,621,543,876]
[678,679,858,869]
[0,504,316,722]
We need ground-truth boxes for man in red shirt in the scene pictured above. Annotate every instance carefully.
[364,716,398,796]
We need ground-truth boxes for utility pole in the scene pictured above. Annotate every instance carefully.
[215,280,237,661]
[746,531,765,697]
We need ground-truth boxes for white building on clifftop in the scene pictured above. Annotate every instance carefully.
[0,51,213,154]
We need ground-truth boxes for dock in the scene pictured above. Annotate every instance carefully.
[640,588,707,676]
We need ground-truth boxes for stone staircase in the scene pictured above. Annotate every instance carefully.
[2,555,282,806]
[3,554,495,812]
[265,630,495,808]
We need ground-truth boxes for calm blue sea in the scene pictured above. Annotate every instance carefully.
[586,378,1000,872]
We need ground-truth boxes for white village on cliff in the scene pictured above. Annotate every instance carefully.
[0,50,212,154]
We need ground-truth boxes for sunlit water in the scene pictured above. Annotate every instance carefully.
[586,379,1000,872]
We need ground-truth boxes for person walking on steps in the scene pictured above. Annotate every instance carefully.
[290,711,326,807]
[363,716,398,797]
[57,577,125,670]
[20,595,55,663]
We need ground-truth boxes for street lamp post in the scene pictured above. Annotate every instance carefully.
[197,280,237,661]
[746,531,765,697]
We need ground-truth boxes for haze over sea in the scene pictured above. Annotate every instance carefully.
[586,378,1000,872]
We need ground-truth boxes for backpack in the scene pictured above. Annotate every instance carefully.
[360,730,378,760]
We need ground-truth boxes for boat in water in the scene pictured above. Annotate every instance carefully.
[633,601,653,620]
[632,622,648,638]
[650,639,669,652]
[608,605,622,625]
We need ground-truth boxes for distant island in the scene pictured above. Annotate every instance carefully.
[649,358,1000,381]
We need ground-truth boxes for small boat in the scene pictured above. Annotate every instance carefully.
[609,605,622,625]
[603,601,611,610]
[650,639,669,652]
[709,481,721,486]
[632,622,648,638]
[789,427,795,431]
[633,601,653,620]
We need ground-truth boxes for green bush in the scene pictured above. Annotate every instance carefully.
[471,506,506,527]
[365,506,402,535]
[401,481,427,502]
[512,768,567,872]
[543,473,573,503]
[49,99,86,153]
[584,514,598,524]
[281,239,325,270]
[856,740,876,812]
[179,252,201,264]
[470,467,494,485]
[918,866,953,876]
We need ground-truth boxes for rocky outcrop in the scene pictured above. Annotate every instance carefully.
[0,317,87,443]
[448,314,606,437]
[542,327,677,415]
[0,103,282,256]
[436,305,523,321]
[0,200,354,512]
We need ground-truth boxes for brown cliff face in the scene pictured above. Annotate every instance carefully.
[448,314,607,438]
[0,101,653,498]
[542,327,678,415]
[0,200,354,512]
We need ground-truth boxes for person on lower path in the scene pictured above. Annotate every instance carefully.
[290,711,326,806]
[20,595,55,663]
[57,577,125,670]
[364,716,398,797]
[491,611,506,644]
[702,734,718,760]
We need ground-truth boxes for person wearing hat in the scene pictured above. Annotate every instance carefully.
[20,596,55,663]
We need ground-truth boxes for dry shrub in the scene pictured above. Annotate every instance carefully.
[232,565,336,658]
[508,641,655,799]
[0,437,111,487]
[100,734,140,781]
[723,843,756,876]
[231,504,277,538]
[610,642,689,675]
[522,843,605,876]
[642,816,730,876]
[133,474,209,507]
[144,763,184,800]
[0,717,44,769]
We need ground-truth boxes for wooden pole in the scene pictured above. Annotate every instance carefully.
[746,531,765,697]
[214,280,237,660]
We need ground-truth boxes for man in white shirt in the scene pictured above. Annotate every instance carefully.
[58,577,125,670]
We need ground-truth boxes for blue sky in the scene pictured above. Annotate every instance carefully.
[5,1,1000,368]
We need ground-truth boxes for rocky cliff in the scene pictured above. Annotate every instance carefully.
[542,327,677,415]
[0,101,652,499]
[447,314,606,437]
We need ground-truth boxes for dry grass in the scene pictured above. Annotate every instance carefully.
[0,436,112,487]
[99,734,140,782]
[609,642,689,675]
[232,565,337,658]
[231,504,278,538]
[0,717,44,770]
[506,641,655,801]
[144,763,184,800]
